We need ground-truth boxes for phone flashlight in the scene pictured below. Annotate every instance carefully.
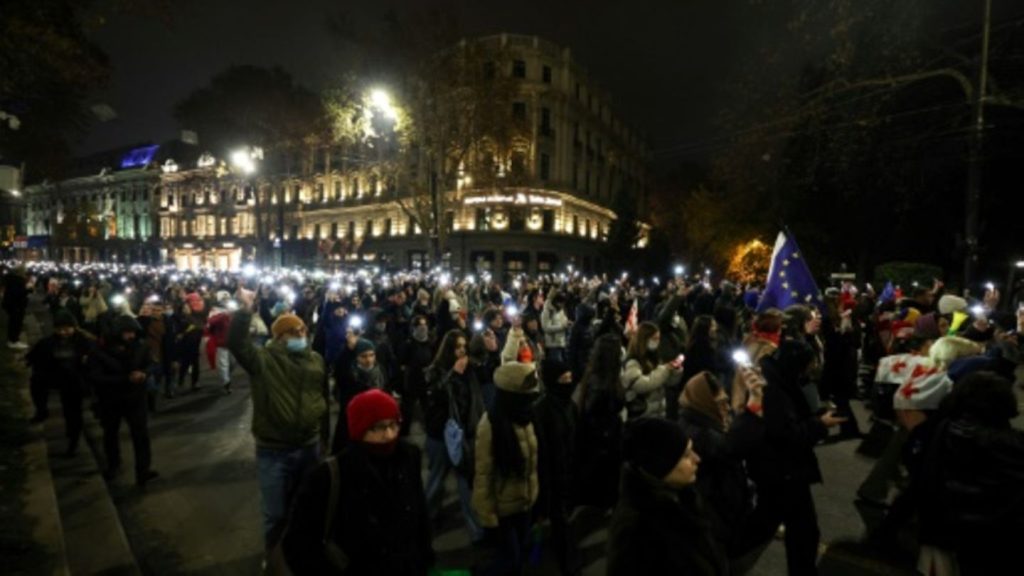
[349,315,364,331]
[473,320,484,332]
[506,304,519,317]
[732,349,752,367]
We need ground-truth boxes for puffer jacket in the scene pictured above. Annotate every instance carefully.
[471,413,539,527]
[621,357,677,418]
[228,310,327,449]
[541,298,570,350]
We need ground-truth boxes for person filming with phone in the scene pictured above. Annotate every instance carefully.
[744,338,846,575]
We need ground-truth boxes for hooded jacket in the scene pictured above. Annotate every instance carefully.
[228,310,327,449]
[606,464,728,576]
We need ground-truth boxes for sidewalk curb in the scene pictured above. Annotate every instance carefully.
[20,401,70,576]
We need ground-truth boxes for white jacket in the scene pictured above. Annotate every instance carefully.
[541,299,569,349]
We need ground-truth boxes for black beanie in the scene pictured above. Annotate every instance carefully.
[540,357,571,387]
[623,417,691,480]
[53,309,77,329]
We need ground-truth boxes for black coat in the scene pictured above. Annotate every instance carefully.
[87,338,155,400]
[920,416,1024,575]
[533,386,578,517]
[679,407,764,554]
[422,365,483,442]
[606,464,728,576]
[751,352,828,487]
[26,332,94,391]
[282,442,434,575]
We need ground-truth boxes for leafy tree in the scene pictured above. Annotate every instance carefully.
[173,65,323,264]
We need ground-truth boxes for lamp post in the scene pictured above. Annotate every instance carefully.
[229,146,262,264]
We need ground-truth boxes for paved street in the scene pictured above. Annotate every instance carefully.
[30,296,1022,575]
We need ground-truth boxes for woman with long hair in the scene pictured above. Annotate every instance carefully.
[621,321,682,420]
[574,333,626,509]
[472,358,540,576]
[423,329,485,543]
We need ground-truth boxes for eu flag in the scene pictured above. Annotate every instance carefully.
[756,231,823,312]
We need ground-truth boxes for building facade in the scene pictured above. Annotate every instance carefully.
[22,145,162,263]
[26,34,648,274]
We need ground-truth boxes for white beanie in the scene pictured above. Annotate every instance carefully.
[937,294,968,316]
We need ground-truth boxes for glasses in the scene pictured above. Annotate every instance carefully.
[367,420,401,434]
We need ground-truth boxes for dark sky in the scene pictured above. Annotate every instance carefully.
[81,0,1004,165]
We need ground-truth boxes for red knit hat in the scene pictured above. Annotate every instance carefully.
[347,389,400,441]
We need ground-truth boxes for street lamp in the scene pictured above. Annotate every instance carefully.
[369,89,398,121]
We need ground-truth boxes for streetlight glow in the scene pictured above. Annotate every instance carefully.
[370,89,398,120]
[230,148,256,174]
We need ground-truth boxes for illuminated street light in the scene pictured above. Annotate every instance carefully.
[369,89,398,121]
[230,148,256,174]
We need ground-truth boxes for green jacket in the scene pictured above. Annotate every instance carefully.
[228,310,326,448]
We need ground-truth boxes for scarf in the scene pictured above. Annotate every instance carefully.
[680,372,725,431]
[753,330,780,347]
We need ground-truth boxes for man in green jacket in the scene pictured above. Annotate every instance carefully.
[228,288,327,550]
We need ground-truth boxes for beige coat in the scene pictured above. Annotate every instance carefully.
[471,413,539,527]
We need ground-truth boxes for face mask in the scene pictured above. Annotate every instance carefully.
[413,325,429,342]
[671,314,681,328]
[647,340,660,352]
[286,337,307,352]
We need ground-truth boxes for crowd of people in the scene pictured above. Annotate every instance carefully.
[4,259,1022,575]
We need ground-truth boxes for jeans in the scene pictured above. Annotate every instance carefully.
[256,444,320,548]
[425,436,484,541]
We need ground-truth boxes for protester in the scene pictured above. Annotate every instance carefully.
[621,321,682,419]
[472,358,540,576]
[89,314,159,486]
[228,290,327,548]
[280,389,434,575]
[606,417,727,576]
[26,310,94,455]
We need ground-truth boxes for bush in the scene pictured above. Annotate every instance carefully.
[873,261,944,290]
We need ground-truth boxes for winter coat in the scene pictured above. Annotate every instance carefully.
[501,326,542,364]
[423,364,484,442]
[541,299,570,350]
[79,292,108,325]
[471,413,539,527]
[750,352,828,488]
[606,464,728,576]
[678,407,765,554]
[399,338,435,398]
[575,376,625,508]
[621,357,675,418]
[533,386,578,518]
[919,416,1024,574]
[2,271,28,311]
[26,332,94,392]
[567,303,596,382]
[87,337,155,401]
[228,310,327,449]
[281,442,434,575]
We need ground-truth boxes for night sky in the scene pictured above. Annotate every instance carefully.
[81,0,1005,166]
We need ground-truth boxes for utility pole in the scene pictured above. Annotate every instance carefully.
[964,0,992,290]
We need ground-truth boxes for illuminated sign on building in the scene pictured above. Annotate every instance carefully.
[463,193,563,207]
[120,145,160,169]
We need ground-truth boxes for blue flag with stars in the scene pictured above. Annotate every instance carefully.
[756,231,823,312]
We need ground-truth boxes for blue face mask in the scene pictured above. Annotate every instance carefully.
[286,337,307,352]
